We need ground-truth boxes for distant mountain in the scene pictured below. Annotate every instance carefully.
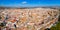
[0,6,60,9]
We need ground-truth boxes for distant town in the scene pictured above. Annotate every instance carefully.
[0,7,60,30]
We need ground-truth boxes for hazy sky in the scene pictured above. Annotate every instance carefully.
[0,0,60,7]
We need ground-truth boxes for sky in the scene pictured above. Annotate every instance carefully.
[0,0,60,7]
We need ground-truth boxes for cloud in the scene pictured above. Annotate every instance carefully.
[21,1,27,4]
